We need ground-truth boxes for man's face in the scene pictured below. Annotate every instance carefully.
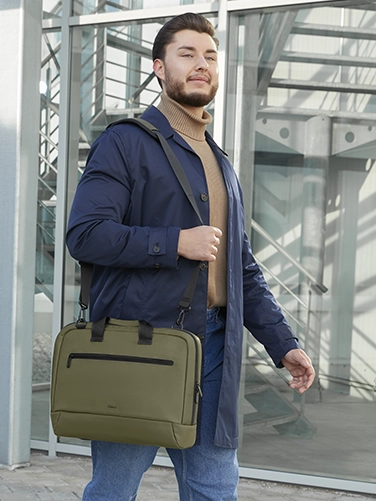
[153,29,219,111]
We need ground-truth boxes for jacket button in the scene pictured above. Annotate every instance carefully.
[199,262,208,271]
[153,245,160,253]
[200,193,208,202]
[154,263,161,269]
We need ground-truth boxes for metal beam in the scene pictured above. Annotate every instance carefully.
[212,0,228,148]
[227,0,354,12]
[259,106,376,123]
[348,2,376,11]
[107,33,152,59]
[48,0,73,457]
[270,78,376,95]
[280,50,376,68]
[292,22,376,41]
[258,11,297,97]
[68,3,219,28]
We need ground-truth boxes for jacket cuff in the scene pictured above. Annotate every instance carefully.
[148,226,180,268]
[267,337,301,368]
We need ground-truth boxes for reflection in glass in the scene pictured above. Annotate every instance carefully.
[227,3,376,484]
[78,22,160,147]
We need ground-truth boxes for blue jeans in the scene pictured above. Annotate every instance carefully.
[82,308,238,501]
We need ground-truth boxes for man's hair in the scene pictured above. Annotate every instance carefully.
[152,12,219,63]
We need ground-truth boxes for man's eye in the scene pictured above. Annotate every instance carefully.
[182,53,193,57]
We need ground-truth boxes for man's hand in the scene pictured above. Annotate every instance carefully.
[282,349,315,394]
[178,226,222,262]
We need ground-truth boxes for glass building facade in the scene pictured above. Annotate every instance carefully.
[34,0,376,494]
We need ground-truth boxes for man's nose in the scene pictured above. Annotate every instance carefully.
[195,55,209,70]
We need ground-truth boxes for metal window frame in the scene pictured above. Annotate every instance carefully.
[47,0,73,457]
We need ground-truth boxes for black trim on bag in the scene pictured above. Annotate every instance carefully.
[66,353,174,368]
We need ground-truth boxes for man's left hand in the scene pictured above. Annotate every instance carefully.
[281,349,315,394]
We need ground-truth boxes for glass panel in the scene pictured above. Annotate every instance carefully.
[32,30,62,442]
[72,0,214,16]
[227,2,376,484]
[43,0,62,19]
[58,13,214,446]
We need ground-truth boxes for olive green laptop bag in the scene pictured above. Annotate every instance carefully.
[50,119,203,449]
[50,307,202,449]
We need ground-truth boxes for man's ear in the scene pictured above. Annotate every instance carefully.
[153,59,165,82]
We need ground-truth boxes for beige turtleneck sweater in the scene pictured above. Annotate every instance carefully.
[158,94,228,308]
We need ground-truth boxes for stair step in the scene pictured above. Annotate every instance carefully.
[245,388,297,415]
[244,383,270,394]
[244,411,299,428]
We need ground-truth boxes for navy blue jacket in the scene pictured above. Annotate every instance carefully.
[66,106,300,449]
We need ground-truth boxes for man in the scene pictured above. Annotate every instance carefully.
[66,12,315,501]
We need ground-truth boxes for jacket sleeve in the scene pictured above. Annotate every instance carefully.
[66,129,180,269]
[242,232,300,367]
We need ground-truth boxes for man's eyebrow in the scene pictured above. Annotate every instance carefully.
[177,45,218,54]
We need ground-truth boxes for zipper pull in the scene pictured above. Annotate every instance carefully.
[67,355,73,368]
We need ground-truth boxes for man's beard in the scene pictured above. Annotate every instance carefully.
[164,72,218,108]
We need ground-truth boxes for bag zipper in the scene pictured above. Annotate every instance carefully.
[67,353,174,368]
[180,329,202,424]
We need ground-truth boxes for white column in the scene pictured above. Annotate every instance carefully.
[0,0,42,467]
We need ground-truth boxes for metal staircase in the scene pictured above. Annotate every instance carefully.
[270,21,376,97]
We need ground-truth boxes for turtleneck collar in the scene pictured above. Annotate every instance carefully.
[157,93,212,142]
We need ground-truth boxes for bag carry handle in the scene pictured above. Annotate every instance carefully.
[76,118,205,342]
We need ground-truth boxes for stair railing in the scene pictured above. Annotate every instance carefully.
[248,219,328,390]
[250,219,327,351]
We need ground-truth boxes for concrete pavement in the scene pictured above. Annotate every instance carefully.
[0,451,375,500]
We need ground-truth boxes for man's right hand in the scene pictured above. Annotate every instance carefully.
[178,226,222,262]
